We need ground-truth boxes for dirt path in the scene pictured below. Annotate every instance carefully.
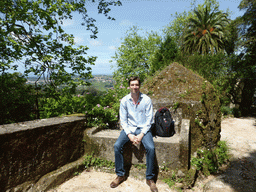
[189,117,256,192]
[48,117,256,192]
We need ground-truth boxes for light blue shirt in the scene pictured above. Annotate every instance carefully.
[119,92,153,135]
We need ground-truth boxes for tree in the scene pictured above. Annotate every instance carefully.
[182,4,229,55]
[239,0,256,55]
[224,18,242,56]
[0,0,122,91]
[0,72,36,124]
[163,10,194,49]
[237,0,256,116]
[110,26,162,85]
[164,0,230,54]
[150,35,177,75]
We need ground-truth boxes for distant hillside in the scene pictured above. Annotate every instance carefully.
[26,75,115,93]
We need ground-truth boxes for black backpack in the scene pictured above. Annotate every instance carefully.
[152,107,175,137]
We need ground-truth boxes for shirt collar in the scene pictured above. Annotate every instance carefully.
[128,92,143,100]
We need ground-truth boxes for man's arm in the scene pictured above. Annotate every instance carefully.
[135,98,153,144]
[120,97,141,144]
[119,98,131,135]
[140,98,154,135]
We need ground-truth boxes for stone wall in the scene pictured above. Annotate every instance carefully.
[0,112,192,191]
[0,116,86,192]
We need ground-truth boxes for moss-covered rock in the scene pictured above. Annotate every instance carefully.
[141,62,221,157]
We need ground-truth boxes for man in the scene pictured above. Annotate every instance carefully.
[110,76,158,192]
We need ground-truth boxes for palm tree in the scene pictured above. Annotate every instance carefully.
[182,5,229,55]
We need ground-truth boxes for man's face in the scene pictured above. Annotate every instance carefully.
[129,80,140,94]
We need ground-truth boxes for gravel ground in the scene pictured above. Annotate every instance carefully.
[48,117,256,192]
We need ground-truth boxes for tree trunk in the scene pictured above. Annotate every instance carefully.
[240,78,256,116]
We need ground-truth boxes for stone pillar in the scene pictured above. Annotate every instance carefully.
[180,119,190,170]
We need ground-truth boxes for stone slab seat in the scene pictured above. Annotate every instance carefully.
[87,119,190,170]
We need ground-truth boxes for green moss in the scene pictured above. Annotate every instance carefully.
[173,102,180,109]
[176,78,186,83]
[134,164,147,170]
[63,113,85,117]
[83,132,100,156]
[141,62,222,168]
[83,154,115,169]
[191,141,230,176]
[183,167,197,188]
[147,90,153,96]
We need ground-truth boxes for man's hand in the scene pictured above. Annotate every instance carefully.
[128,134,137,144]
[128,133,144,145]
[134,133,144,144]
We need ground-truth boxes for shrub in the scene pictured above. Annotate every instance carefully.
[83,154,115,169]
[191,141,230,176]
[86,84,130,128]
[221,105,233,116]
[86,104,118,128]
[39,92,99,119]
[39,81,130,129]
[0,73,36,124]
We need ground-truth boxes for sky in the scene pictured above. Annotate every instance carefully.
[19,0,246,76]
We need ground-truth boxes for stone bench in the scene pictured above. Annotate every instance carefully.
[87,119,190,170]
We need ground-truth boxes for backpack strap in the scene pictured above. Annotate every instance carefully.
[158,107,168,113]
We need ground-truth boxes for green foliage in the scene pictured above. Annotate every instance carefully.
[177,50,228,84]
[237,0,256,116]
[194,118,201,126]
[86,103,119,128]
[173,102,180,110]
[134,164,147,170]
[85,83,130,128]
[0,0,121,97]
[100,83,130,111]
[159,163,169,172]
[163,10,194,49]
[239,0,256,52]
[177,50,255,116]
[150,35,177,75]
[164,0,229,52]
[111,25,162,84]
[182,3,230,55]
[163,178,176,188]
[0,72,36,124]
[73,172,80,176]
[39,80,129,128]
[163,171,183,189]
[39,92,98,119]
[83,154,115,169]
[176,52,240,109]
[224,18,243,56]
[220,106,233,116]
[191,141,230,176]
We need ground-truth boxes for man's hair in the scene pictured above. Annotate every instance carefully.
[128,76,141,86]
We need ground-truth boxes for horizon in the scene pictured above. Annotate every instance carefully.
[6,0,244,76]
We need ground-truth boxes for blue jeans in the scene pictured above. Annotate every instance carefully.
[114,129,156,180]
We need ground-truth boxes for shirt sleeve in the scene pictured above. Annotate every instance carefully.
[141,98,153,135]
[119,98,131,135]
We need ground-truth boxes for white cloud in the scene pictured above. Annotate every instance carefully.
[62,19,74,27]
[88,39,103,46]
[119,19,133,26]
[112,37,121,44]
[108,46,116,50]
[74,37,84,44]
[90,58,117,75]
[95,58,111,65]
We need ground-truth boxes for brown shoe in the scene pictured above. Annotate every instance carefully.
[146,179,158,192]
[110,176,126,188]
